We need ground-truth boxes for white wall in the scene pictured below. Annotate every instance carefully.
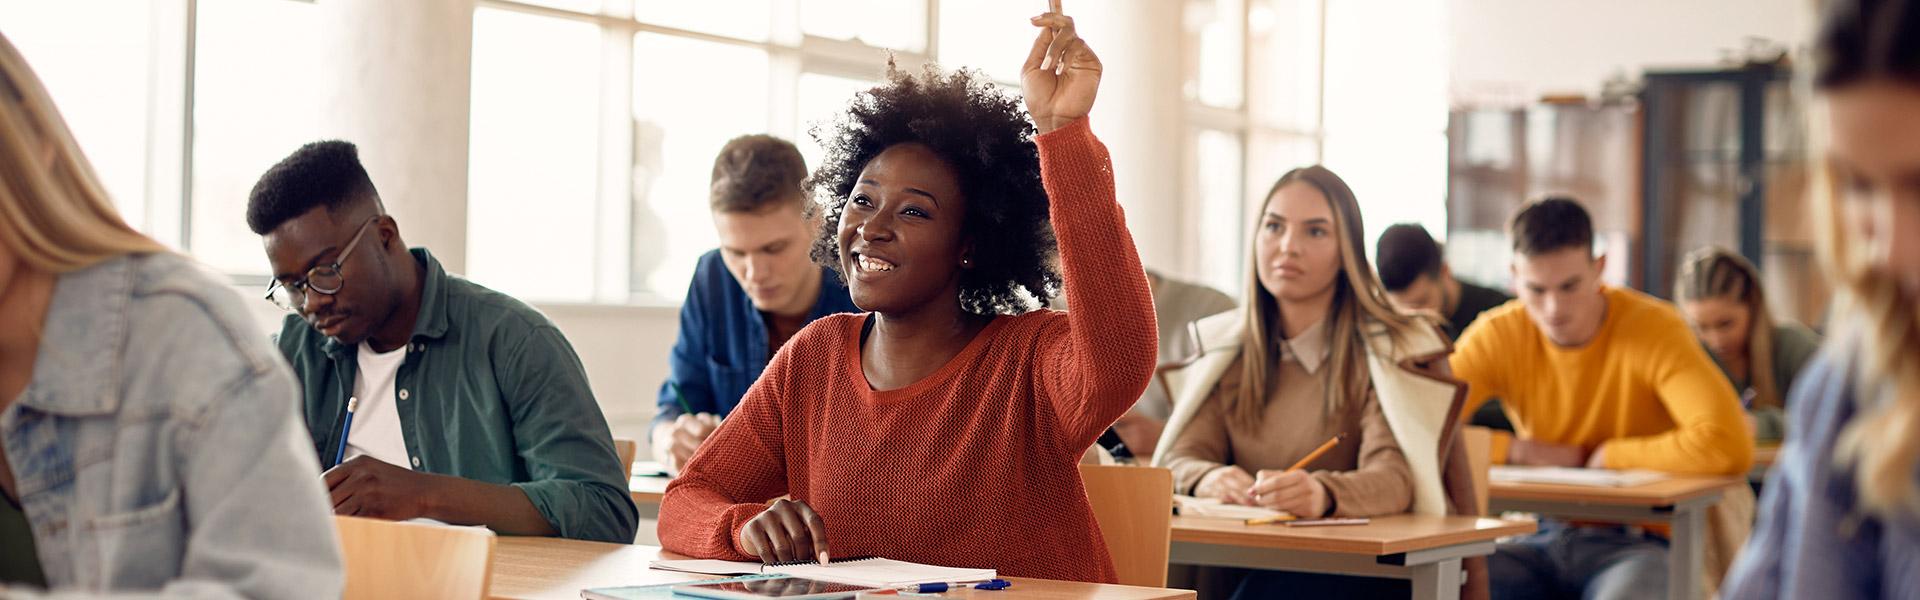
[1448,0,1814,105]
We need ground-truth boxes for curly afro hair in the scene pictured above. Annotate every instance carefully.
[807,63,1061,315]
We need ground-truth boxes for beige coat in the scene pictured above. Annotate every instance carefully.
[1151,309,1488,600]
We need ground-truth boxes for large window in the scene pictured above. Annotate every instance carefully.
[1181,0,1326,297]
[1179,0,1448,298]
[630,33,772,297]
[6,0,1446,308]
[467,8,604,302]
[0,1,156,230]
[2,0,334,277]
[1321,0,1449,246]
[189,0,327,275]
[467,0,937,303]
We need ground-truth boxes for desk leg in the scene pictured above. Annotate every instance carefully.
[1409,557,1462,600]
[1668,506,1705,600]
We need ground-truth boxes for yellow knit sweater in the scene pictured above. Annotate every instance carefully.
[1452,286,1752,475]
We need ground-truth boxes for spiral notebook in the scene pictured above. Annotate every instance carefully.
[648,557,995,588]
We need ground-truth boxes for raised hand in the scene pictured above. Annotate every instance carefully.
[1021,0,1102,134]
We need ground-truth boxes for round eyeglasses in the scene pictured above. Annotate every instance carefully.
[264,216,380,312]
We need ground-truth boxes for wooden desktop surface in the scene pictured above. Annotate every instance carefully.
[488,537,1195,600]
[631,474,669,507]
[1488,475,1743,507]
[1169,514,1534,555]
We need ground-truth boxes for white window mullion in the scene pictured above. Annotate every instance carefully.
[1313,0,1328,164]
[770,50,801,140]
[595,24,635,303]
[148,0,193,249]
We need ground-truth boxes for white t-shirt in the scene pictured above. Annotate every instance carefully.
[344,341,413,469]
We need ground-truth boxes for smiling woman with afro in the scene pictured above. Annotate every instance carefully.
[806,62,1060,315]
[657,3,1161,584]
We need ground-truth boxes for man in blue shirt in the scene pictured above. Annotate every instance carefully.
[652,134,859,473]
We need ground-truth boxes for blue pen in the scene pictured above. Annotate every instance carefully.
[899,579,1011,593]
[333,396,360,467]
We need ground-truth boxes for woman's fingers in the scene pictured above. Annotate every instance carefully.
[744,523,778,564]
[1022,21,1053,74]
[774,504,815,562]
[1029,14,1078,73]
[798,502,832,564]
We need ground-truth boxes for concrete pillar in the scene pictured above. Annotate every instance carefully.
[317,0,475,273]
[1080,0,1186,275]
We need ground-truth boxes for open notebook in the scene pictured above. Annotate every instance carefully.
[1489,466,1668,487]
[1173,495,1293,521]
[649,558,996,588]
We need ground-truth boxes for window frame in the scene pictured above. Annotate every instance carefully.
[66,0,1358,307]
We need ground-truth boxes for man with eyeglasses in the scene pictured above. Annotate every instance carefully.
[247,140,637,543]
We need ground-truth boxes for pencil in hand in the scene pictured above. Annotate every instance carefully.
[1286,433,1346,472]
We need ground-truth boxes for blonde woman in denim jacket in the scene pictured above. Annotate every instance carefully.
[0,30,342,597]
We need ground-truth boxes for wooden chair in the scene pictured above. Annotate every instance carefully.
[1461,426,1494,515]
[614,438,639,480]
[1079,464,1174,587]
[334,515,496,600]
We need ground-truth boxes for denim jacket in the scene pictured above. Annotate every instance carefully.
[0,253,343,598]
[1722,342,1920,599]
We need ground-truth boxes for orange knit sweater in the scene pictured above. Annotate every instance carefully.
[658,118,1158,584]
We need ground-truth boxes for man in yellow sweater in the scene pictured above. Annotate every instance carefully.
[1452,197,1750,600]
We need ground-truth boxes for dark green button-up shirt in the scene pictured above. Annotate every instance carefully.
[276,248,637,543]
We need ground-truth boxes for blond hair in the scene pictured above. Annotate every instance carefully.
[1232,166,1429,426]
[1808,0,1920,521]
[1674,247,1784,412]
[0,30,164,273]
[1813,132,1920,522]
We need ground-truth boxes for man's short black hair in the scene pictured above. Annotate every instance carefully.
[1375,223,1445,291]
[246,140,379,234]
[1509,196,1594,257]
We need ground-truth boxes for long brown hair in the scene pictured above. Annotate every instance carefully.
[1674,247,1783,411]
[1812,0,1920,520]
[1231,166,1427,426]
[0,30,163,273]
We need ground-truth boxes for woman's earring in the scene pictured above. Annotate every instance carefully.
[961,258,972,267]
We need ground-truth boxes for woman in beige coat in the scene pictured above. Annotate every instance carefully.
[1153,165,1483,599]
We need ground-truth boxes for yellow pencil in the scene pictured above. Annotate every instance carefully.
[1286,434,1346,473]
[1244,514,1297,525]
[1243,435,1346,525]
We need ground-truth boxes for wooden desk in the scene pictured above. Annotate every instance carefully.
[1748,444,1782,482]
[1169,514,1534,600]
[630,474,670,520]
[1752,444,1780,468]
[489,538,1196,600]
[1489,475,1742,600]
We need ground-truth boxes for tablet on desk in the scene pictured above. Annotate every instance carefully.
[670,577,879,600]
